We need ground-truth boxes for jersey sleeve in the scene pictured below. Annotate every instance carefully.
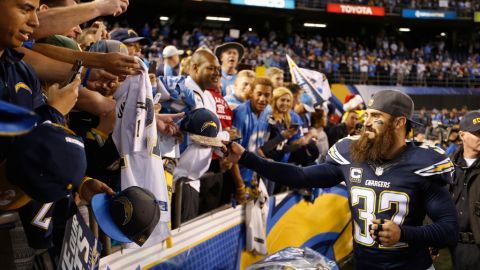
[413,145,454,185]
[326,137,354,166]
[399,180,458,247]
[239,151,344,188]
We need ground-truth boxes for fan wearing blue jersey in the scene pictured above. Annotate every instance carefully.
[226,90,458,270]
[232,77,273,188]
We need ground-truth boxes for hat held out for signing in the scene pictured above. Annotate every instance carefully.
[91,186,160,246]
[180,108,223,147]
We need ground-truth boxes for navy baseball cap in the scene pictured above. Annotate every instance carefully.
[110,28,149,45]
[0,100,38,136]
[91,186,160,246]
[6,122,87,203]
[367,90,422,126]
[180,108,223,147]
[460,111,480,133]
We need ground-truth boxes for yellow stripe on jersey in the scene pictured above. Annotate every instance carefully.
[414,158,454,177]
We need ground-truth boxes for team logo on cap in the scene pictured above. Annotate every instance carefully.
[128,29,138,36]
[116,197,133,225]
[14,82,32,95]
[201,121,217,132]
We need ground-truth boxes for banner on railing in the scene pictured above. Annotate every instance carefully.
[58,213,102,270]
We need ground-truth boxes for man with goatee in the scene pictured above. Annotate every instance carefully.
[225,90,458,270]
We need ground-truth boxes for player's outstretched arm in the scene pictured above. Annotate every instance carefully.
[230,142,343,188]
[399,180,458,247]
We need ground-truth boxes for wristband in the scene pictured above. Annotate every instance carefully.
[81,68,92,87]
[78,177,94,195]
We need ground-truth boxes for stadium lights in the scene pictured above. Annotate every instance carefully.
[206,16,231,22]
[441,32,446,37]
[399,28,411,32]
[248,27,252,31]
[159,16,169,21]
[304,23,327,28]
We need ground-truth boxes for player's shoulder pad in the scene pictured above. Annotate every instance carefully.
[412,144,454,177]
[327,136,358,165]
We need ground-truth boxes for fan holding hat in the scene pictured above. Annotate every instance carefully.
[214,42,245,97]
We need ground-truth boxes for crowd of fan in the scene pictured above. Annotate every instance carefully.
[136,25,480,88]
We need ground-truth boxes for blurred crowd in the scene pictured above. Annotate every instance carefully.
[136,25,480,88]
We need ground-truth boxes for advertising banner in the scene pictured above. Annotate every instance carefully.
[402,9,457,20]
[326,3,385,16]
[230,0,295,9]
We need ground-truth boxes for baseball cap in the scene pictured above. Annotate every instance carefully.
[460,111,480,133]
[367,90,421,126]
[110,28,149,45]
[300,93,315,113]
[162,45,184,58]
[91,186,160,246]
[0,100,38,136]
[6,122,87,203]
[180,108,223,147]
[214,42,245,62]
[37,35,81,51]
[89,39,129,55]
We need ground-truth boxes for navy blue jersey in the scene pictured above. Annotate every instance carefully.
[240,136,458,270]
[326,137,455,269]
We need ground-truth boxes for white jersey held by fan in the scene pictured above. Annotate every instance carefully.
[113,59,170,247]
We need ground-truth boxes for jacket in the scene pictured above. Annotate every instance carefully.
[450,146,480,244]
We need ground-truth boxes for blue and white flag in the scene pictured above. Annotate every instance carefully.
[286,55,343,115]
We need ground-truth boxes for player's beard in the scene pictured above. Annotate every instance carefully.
[350,119,396,163]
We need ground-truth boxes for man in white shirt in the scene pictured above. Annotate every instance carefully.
[172,49,228,223]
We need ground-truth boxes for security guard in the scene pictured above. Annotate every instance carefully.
[450,110,480,270]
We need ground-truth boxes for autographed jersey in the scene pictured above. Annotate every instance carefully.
[326,137,454,269]
[113,62,170,246]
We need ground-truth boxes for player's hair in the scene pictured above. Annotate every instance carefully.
[271,87,293,128]
[266,67,284,78]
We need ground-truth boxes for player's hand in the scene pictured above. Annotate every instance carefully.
[79,178,115,203]
[369,219,401,246]
[46,75,80,115]
[94,0,129,17]
[224,141,245,163]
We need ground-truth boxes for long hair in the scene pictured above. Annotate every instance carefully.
[271,87,293,128]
